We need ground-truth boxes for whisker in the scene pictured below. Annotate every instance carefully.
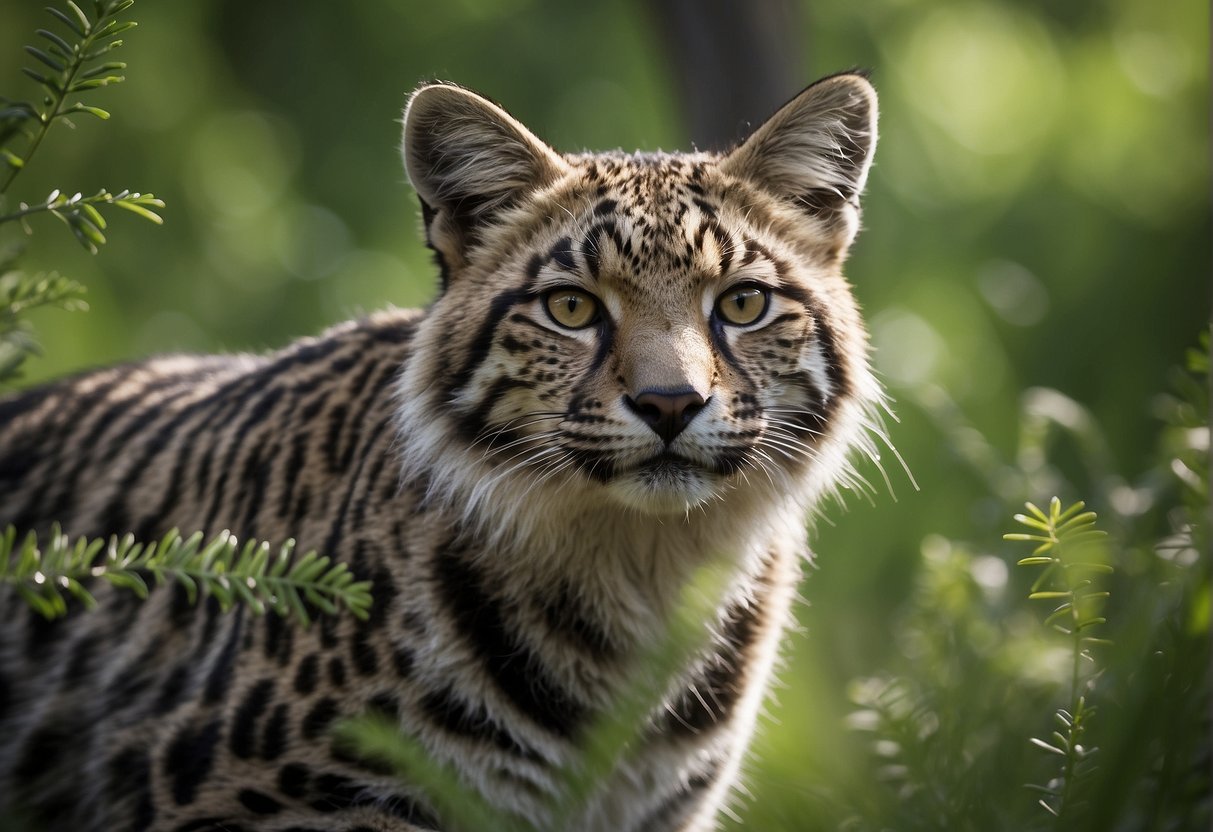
[481,429,563,460]
[478,446,563,493]
[476,411,565,446]
[866,421,918,492]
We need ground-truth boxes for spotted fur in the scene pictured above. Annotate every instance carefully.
[0,73,882,831]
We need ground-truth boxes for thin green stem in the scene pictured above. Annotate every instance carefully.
[0,199,58,224]
[1,5,116,195]
[1,74,73,196]
[0,189,162,228]
[1008,498,1110,824]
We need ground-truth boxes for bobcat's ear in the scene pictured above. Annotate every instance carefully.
[721,73,877,247]
[403,83,566,256]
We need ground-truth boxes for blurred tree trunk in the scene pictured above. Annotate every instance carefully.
[648,0,806,151]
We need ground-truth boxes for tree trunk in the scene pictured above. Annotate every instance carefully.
[648,0,806,151]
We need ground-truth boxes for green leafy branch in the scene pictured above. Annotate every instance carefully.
[2,187,163,253]
[0,0,163,253]
[1,0,136,193]
[1006,497,1111,821]
[0,265,87,382]
[0,0,161,385]
[1,523,373,625]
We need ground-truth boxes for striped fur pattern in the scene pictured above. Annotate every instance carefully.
[0,73,882,831]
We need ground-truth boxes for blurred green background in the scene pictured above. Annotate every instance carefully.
[1,0,1208,829]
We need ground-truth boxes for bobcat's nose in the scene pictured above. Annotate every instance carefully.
[624,389,709,445]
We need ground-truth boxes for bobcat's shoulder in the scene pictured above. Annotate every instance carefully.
[0,73,881,831]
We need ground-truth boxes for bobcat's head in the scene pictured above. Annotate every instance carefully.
[395,75,884,530]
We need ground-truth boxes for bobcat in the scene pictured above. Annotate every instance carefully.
[0,72,883,831]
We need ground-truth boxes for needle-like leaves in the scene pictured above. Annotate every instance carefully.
[1,0,145,195]
[0,266,87,384]
[1006,498,1111,822]
[1,523,372,625]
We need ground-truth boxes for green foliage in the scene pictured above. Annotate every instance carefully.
[832,332,1209,832]
[1,523,372,625]
[0,0,161,385]
[843,534,1061,832]
[1,0,136,193]
[1007,498,1111,820]
[0,262,86,383]
[0,0,164,247]
[2,187,163,254]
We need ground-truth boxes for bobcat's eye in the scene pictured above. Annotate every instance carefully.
[715,285,769,326]
[545,288,600,329]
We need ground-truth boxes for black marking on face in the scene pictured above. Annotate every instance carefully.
[580,220,628,279]
[708,321,758,390]
[447,288,536,404]
[549,236,577,272]
[712,223,735,275]
[500,333,532,354]
[456,375,530,449]
[563,445,617,483]
[771,282,848,426]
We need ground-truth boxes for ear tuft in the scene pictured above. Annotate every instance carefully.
[402,83,565,235]
[721,74,878,223]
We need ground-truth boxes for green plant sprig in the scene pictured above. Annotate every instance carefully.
[1006,497,1111,821]
[1,0,135,194]
[1,187,164,253]
[0,266,88,381]
[0,0,161,385]
[1,523,373,625]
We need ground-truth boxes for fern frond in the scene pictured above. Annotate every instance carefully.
[0,523,372,626]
